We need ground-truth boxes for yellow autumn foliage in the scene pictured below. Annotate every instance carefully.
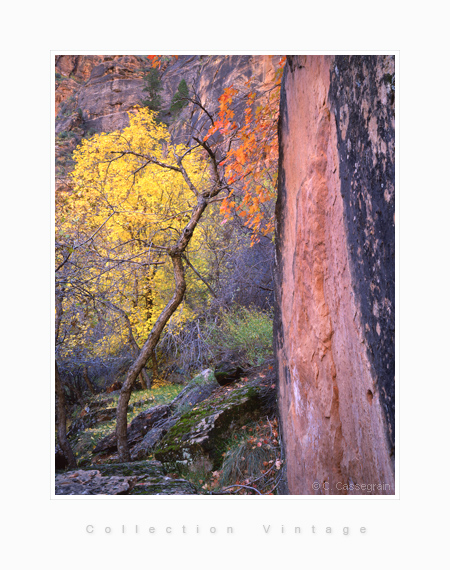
[58,108,212,357]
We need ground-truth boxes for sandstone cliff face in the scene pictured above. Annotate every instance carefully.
[55,55,103,117]
[274,55,395,495]
[55,54,280,189]
[159,55,278,144]
[55,54,279,140]
[55,54,148,149]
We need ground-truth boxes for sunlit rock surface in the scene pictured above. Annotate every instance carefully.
[274,55,395,495]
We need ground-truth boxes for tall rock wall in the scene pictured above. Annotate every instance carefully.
[55,54,280,189]
[55,54,280,142]
[274,55,395,495]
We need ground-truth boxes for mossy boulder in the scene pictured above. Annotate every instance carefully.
[130,424,171,461]
[154,379,270,471]
[86,459,164,478]
[130,370,219,460]
[170,369,219,412]
[91,370,219,459]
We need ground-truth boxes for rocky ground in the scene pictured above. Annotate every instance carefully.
[55,360,286,495]
[55,460,197,495]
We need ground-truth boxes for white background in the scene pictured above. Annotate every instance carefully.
[2,1,448,567]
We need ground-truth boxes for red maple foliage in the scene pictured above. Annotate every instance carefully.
[147,54,286,243]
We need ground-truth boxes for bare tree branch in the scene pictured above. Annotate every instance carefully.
[182,254,217,298]
[55,210,116,273]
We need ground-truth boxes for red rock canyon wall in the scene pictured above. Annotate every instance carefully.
[274,55,395,495]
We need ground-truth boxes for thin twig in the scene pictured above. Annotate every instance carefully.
[55,210,116,272]
[267,416,273,439]
[251,462,276,484]
[109,151,182,174]
[218,484,262,495]
[264,474,282,495]
[182,255,217,298]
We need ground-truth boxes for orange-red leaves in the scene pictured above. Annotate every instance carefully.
[146,55,179,69]
[183,55,286,242]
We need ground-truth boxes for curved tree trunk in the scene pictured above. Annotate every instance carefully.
[127,332,151,390]
[116,196,208,462]
[116,253,187,461]
[55,361,77,469]
[107,302,153,391]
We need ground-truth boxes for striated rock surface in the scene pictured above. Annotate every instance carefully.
[169,369,219,410]
[55,54,282,200]
[55,55,150,195]
[55,461,198,495]
[55,55,147,128]
[55,54,281,141]
[55,55,102,116]
[274,55,395,495]
[55,469,137,495]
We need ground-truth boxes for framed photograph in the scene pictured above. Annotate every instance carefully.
[4,4,445,568]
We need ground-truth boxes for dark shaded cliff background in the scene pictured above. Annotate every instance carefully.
[275,55,395,494]
[56,54,276,194]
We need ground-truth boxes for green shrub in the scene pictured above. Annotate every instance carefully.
[169,79,189,116]
[58,130,77,140]
[142,68,163,114]
[206,306,273,365]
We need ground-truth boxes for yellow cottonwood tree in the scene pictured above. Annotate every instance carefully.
[60,109,211,358]
[59,107,230,461]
